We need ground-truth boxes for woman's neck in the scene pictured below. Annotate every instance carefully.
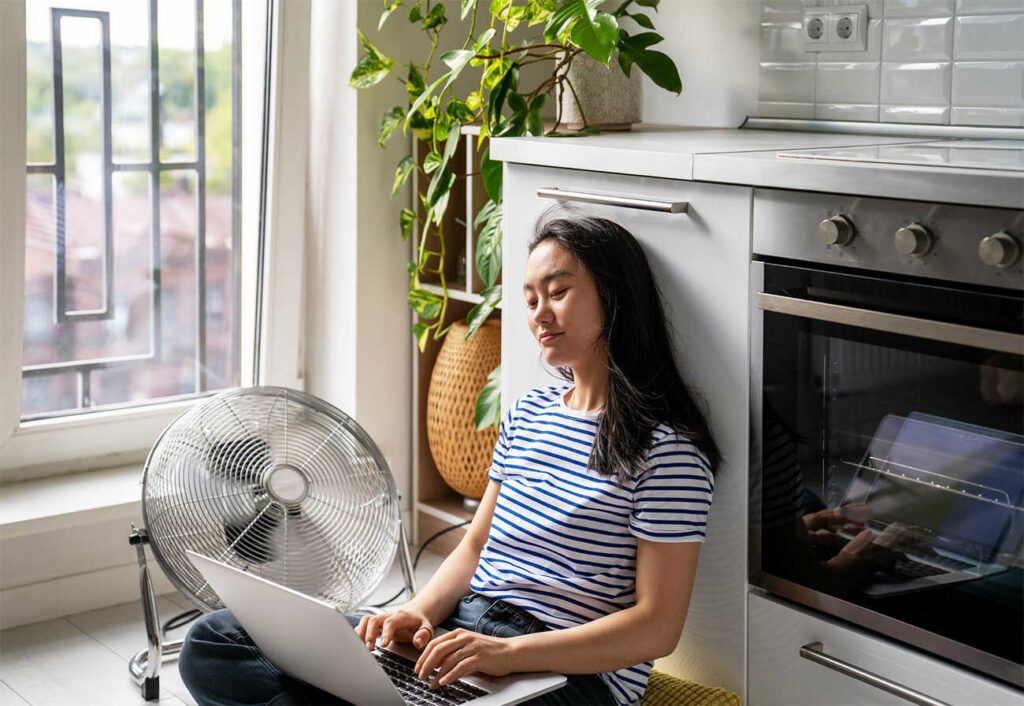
[567,357,609,413]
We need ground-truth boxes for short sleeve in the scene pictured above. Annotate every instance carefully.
[629,431,714,543]
[488,405,515,483]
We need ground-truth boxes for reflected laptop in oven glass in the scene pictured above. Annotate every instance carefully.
[839,413,1024,596]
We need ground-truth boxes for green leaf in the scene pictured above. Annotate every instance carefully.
[466,90,484,112]
[422,3,447,29]
[618,31,679,92]
[526,105,544,135]
[569,9,618,65]
[487,63,519,132]
[379,0,401,30]
[474,363,502,430]
[399,208,416,241]
[412,321,431,352]
[408,288,443,320]
[407,65,426,97]
[481,147,503,202]
[423,150,443,174]
[466,284,502,339]
[404,75,445,130]
[391,155,415,197]
[635,0,660,7]
[349,29,394,89]
[442,122,462,163]
[544,0,587,43]
[379,106,404,147]
[475,200,502,287]
[425,167,456,225]
[408,2,422,22]
[446,98,476,122]
[629,12,654,28]
[461,0,476,19]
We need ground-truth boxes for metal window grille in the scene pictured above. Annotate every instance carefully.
[23,0,242,419]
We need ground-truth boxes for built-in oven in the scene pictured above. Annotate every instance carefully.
[749,187,1024,688]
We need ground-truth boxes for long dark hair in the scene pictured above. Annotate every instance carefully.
[528,216,721,485]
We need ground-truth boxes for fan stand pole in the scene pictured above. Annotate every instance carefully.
[397,516,418,601]
[128,524,167,701]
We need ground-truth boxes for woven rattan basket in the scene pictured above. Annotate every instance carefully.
[426,318,501,499]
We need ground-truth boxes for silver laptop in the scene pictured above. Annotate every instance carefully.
[185,550,566,706]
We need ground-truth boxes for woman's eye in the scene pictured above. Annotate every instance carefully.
[552,289,567,299]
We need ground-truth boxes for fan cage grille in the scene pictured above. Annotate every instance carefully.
[142,386,400,612]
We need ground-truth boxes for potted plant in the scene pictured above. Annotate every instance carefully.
[349,0,681,430]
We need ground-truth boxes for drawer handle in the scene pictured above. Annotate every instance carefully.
[537,187,689,214]
[799,642,950,706]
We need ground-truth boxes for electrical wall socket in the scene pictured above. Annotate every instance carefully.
[802,4,868,52]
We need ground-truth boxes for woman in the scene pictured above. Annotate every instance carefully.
[179,216,720,705]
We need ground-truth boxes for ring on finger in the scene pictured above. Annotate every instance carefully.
[456,648,464,661]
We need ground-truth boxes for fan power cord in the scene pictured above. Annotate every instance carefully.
[162,608,202,634]
[368,520,472,608]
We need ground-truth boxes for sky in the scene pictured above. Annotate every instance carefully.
[25,0,234,51]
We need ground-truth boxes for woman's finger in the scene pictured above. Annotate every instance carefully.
[431,646,474,689]
[414,629,457,674]
[437,655,479,688]
[354,614,369,641]
[363,615,383,650]
[416,632,464,681]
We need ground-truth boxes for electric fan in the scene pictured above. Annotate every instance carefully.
[127,386,416,701]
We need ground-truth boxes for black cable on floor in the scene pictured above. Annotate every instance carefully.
[162,608,202,634]
[367,520,472,608]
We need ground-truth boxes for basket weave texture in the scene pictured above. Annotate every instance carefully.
[640,669,742,706]
[426,319,501,499]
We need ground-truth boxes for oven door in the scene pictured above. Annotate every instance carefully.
[750,260,1024,688]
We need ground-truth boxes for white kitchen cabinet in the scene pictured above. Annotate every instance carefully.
[500,162,752,697]
[748,591,1024,706]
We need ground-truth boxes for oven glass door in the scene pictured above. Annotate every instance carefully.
[752,261,1024,686]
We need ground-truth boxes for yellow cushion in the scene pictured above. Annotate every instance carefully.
[640,669,742,706]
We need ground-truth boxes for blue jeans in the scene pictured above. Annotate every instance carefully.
[178,592,616,706]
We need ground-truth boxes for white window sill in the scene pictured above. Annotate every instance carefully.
[0,464,144,540]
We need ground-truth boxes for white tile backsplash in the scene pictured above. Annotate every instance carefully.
[884,0,956,16]
[881,61,952,104]
[817,62,882,102]
[952,105,1024,124]
[758,0,1024,126]
[882,17,954,61]
[760,62,817,102]
[880,104,951,121]
[952,60,1024,106]
[953,14,1024,60]
[956,0,1024,14]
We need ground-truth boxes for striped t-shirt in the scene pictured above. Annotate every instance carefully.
[469,383,714,705]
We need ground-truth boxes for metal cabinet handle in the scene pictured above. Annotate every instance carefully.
[758,292,1023,356]
[800,642,950,706]
[537,187,689,214]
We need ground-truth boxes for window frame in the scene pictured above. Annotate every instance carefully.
[0,0,309,482]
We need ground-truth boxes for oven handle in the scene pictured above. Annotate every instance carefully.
[758,292,1023,356]
[800,642,950,706]
[537,187,689,214]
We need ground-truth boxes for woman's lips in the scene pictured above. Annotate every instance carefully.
[539,333,562,344]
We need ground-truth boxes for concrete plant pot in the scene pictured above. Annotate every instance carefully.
[557,53,642,131]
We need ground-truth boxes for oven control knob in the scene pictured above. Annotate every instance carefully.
[894,223,933,256]
[819,216,855,246]
[979,231,1020,268]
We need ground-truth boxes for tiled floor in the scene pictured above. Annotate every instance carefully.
[0,553,445,706]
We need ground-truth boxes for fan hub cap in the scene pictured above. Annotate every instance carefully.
[265,464,308,505]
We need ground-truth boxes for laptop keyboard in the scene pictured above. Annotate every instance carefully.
[372,647,490,705]
[886,556,948,580]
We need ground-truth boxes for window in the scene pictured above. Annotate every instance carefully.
[23,0,242,419]
[1,0,309,479]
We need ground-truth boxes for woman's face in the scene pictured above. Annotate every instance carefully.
[523,239,605,369]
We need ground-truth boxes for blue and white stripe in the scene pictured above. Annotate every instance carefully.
[470,384,714,705]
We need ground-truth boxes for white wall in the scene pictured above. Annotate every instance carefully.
[641,1,762,128]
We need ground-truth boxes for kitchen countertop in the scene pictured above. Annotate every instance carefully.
[489,125,1024,208]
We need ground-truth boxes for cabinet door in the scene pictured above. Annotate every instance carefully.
[749,591,1024,706]
[501,162,752,696]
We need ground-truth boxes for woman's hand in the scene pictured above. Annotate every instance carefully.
[354,605,435,652]
[414,628,517,689]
